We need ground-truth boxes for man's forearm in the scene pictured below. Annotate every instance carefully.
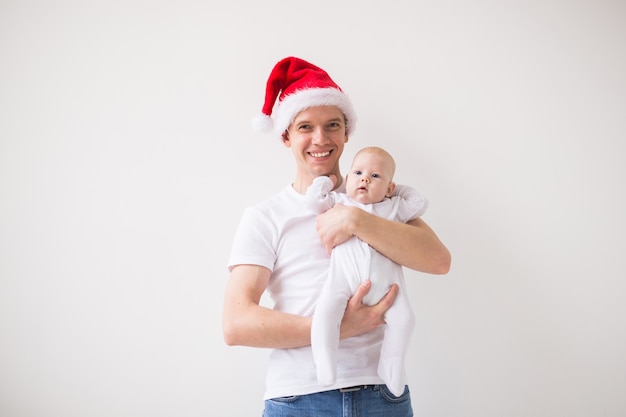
[351,210,450,274]
[223,303,313,349]
[223,265,313,349]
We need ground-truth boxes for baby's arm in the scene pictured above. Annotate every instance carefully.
[305,176,337,214]
[392,184,429,222]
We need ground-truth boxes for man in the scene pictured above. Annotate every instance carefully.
[223,56,450,417]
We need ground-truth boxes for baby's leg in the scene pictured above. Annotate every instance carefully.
[311,285,349,385]
[378,280,415,397]
[311,239,370,386]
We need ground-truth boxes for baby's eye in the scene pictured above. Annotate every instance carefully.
[372,173,380,178]
[354,170,362,175]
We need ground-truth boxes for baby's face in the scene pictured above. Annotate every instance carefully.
[345,152,394,204]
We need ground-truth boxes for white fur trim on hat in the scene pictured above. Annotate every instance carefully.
[252,113,274,133]
[272,87,357,136]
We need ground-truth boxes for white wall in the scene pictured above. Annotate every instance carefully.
[1,1,624,416]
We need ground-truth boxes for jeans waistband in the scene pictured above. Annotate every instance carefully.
[338,385,378,393]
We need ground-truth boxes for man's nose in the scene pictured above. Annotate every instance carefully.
[311,127,329,144]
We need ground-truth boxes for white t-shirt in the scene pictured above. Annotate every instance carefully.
[228,183,386,400]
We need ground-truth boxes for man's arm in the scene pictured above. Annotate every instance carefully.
[316,206,451,274]
[222,264,397,348]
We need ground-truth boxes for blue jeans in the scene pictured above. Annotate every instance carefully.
[262,385,413,417]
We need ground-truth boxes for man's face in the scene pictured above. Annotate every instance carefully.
[283,106,348,182]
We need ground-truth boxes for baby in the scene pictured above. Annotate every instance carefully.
[306,146,428,397]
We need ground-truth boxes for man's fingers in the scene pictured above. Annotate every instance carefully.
[375,283,398,313]
[348,280,371,307]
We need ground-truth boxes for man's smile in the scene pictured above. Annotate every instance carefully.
[309,151,331,158]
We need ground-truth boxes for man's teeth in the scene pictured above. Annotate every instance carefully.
[310,151,330,157]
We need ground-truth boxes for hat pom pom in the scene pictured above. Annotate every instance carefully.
[252,113,274,133]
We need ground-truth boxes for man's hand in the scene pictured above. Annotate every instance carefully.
[339,280,398,340]
[316,204,359,254]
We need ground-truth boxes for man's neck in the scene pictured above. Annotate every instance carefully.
[292,172,343,194]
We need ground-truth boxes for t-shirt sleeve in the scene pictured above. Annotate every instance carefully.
[227,206,277,272]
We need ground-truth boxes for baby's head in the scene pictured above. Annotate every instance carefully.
[345,147,396,204]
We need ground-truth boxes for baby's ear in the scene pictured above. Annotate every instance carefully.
[386,181,396,197]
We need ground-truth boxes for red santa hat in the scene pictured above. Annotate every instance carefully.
[252,56,357,137]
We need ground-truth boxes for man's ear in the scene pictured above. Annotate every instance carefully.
[386,181,396,197]
[282,131,291,147]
